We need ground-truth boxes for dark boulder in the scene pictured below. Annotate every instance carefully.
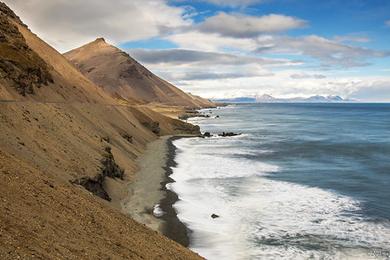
[179,112,210,120]
[121,133,133,143]
[101,146,124,180]
[211,214,220,219]
[142,121,160,135]
[71,175,111,201]
[218,132,241,137]
[100,136,110,143]
[71,146,125,201]
[203,132,212,138]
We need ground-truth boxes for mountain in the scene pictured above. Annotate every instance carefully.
[255,94,275,102]
[214,94,351,104]
[64,38,214,108]
[305,95,344,102]
[0,2,201,258]
[256,94,351,103]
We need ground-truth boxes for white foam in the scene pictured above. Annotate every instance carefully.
[168,137,390,260]
[170,138,278,181]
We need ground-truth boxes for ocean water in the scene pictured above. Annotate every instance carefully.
[168,103,390,260]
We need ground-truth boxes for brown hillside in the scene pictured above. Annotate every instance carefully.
[64,38,214,108]
[0,2,202,259]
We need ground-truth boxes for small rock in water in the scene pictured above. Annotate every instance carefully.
[218,132,241,137]
[203,132,212,138]
[211,214,219,219]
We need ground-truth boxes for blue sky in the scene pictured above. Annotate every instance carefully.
[6,0,390,100]
[123,0,390,72]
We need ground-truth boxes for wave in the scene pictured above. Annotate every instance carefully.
[168,137,390,260]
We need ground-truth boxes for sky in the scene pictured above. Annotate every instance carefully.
[4,0,390,101]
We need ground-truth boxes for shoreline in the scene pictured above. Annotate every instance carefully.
[159,136,192,247]
[121,135,194,247]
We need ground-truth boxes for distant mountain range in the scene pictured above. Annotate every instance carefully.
[213,94,354,103]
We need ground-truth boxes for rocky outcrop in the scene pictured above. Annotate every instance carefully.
[142,121,160,135]
[179,111,210,120]
[218,132,241,137]
[203,132,212,138]
[71,174,111,201]
[0,5,53,96]
[72,146,124,201]
[172,122,201,135]
[0,2,23,25]
[101,146,124,180]
[121,133,133,143]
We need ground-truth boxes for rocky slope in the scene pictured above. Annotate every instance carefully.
[0,3,52,97]
[64,38,214,108]
[0,2,113,103]
[0,2,201,259]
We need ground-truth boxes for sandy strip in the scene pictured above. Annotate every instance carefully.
[121,135,191,247]
[121,136,169,231]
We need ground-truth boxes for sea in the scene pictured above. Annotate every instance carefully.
[167,103,390,260]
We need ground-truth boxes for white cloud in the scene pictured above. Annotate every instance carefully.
[386,20,390,27]
[130,48,298,66]
[158,66,273,81]
[290,73,326,79]
[166,31,388,68]
[256,35,390,67]
[199,12,306,37]
[7,0,383,70]
[333,35,370,43]
[3,0,191,52]
[349,80,390,101]
[132,49,390,101]
[4,0,389,101]
[166,31,258,51]
[130,49,295,82]
[171,70,390,102]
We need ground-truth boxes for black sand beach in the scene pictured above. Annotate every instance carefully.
[159,136,192,247]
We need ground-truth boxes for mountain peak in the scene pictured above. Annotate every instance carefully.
[94,37,106,43]
[82,37,109,48]
[89,37,109,47]
[257,94,275,100]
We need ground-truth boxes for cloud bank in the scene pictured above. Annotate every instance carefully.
[4,0,190,52]
[199,13,306,37]
[4,0,390,101]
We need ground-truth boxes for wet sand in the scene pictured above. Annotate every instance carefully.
[122,135,192,247]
